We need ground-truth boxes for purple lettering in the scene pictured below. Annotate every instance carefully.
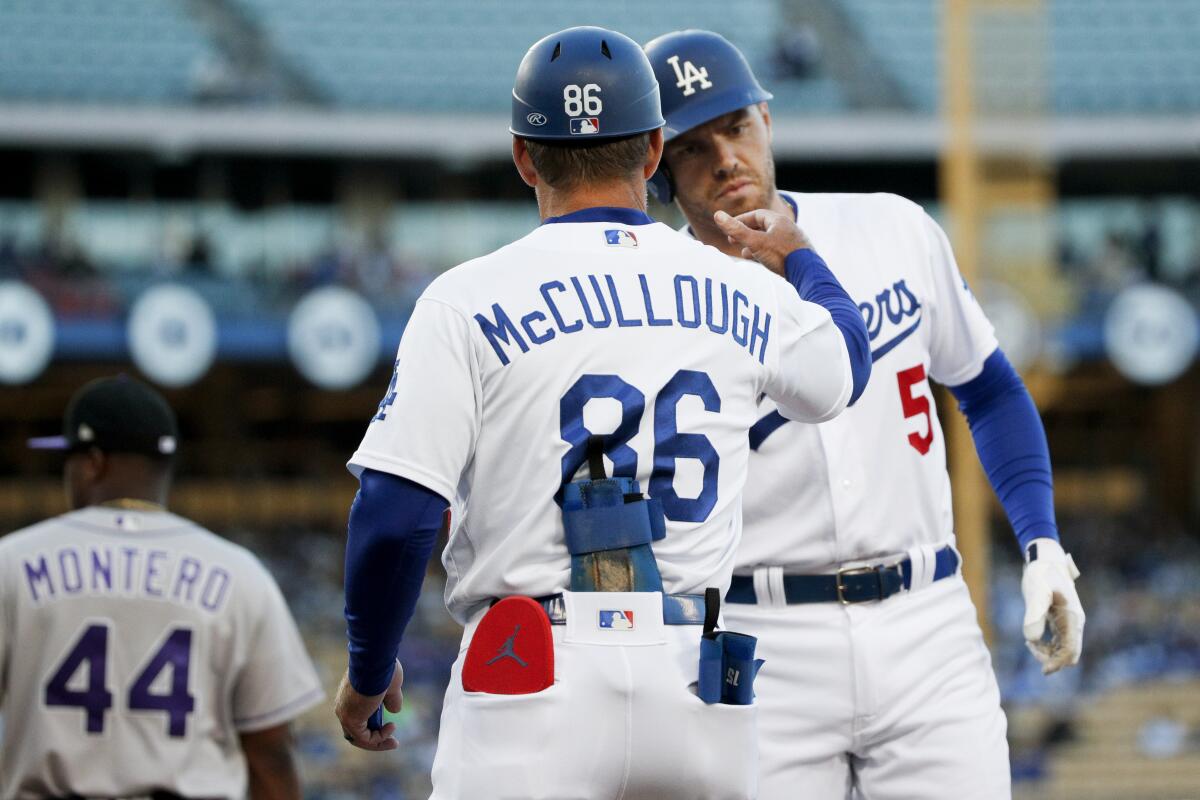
[23,556,55,602]
[128,628,195,737]
[59,549,83,594]
[145,550,168,597]
[173,557,202,604]
[91,548,113,592]
[121,547,138,593]
[200,568,231,612]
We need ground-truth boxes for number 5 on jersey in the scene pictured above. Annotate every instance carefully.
[897,364,934,455]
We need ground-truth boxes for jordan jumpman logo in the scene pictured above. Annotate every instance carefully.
[486,625,528,667]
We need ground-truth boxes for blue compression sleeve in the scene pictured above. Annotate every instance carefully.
[344,468,448,695]
[949,349,1058,551]
[784,249,871,404]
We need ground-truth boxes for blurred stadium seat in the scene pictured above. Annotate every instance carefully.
[224,0,851,111]
[3,0,1191,115]
[0,0,218,105]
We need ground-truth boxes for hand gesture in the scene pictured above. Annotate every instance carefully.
[334,660,405,751]
[713,208,814,276]
[1021,539,1085,675]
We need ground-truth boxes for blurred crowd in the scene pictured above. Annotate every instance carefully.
[992,511,1200,784]
[1059,212,1200,316]
[227,526,459,800]
[0,227,432,319]
[3,201,1199,331]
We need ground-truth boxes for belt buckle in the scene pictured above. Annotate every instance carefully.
[835,565,880,605]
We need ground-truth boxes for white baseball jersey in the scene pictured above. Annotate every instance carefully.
[0,506,324,799]
[734,192,998,573]
[349,213,853,624]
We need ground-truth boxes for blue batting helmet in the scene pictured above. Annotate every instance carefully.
[510,26,665,141]
[642,30,773,201]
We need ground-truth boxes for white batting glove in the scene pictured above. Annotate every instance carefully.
[1021,538,1085,675]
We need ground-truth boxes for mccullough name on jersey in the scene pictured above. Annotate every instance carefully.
[474,271,773,366]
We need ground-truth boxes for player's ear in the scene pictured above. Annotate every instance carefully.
[758,102,773,142]
[512,137,539,188]
[85,448,107,484]
[643,128,665,180]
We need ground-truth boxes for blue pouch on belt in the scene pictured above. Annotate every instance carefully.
[697,588,765,705]
[562,436,666,593]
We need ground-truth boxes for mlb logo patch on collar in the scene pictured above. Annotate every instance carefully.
[605,229,638,248]
[598,609,635,630]
[570,117,600,135]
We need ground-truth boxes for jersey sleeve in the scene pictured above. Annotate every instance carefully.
[348,297,480,504]
[923,212,999,386]
[232,570,324,732]
[761,282,854,423]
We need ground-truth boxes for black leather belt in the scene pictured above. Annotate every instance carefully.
[532,592,707,624]
[726,545,960,605]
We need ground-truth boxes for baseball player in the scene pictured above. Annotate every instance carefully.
[643,30,1085,799]
[332,26,871,800]
[1,376,324,799]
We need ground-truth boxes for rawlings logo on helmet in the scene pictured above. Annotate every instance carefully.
[526,112,548,126]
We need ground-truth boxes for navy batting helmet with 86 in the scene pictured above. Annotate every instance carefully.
[511,26,665,141]
[642,30,773,202]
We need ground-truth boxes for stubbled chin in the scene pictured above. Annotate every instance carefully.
[714,192,762,218]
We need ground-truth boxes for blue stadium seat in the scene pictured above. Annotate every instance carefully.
[0,0,217,104]
[0,0,1193,113]
[228,0,844,112]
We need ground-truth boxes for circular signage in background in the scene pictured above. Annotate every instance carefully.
[288,286,382,390]
[0,281,55,385]
[127,284,218,388]
[1104,283,1199,386]
[979,281,1042,373]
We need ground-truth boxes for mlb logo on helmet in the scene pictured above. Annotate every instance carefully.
[604,229,638,248]
[598,610,635,630]
[570,117,600,135]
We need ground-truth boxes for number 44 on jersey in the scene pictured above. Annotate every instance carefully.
[44,622,195,737]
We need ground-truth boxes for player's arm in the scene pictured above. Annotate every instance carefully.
[923,210,1083,675]
[241,723,302,800]
[337,296,479,749]
[715,208,871,416]
[335,470,447,750]
[949,350,1083,674]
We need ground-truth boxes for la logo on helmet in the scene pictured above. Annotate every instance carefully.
[666,55,712,96]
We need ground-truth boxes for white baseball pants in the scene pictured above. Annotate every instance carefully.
[430,590,758,800]
[723,574,1010,800]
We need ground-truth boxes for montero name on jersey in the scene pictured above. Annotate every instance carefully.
[21,543,233,613]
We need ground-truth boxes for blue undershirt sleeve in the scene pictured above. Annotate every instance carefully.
[784,249,872,404]
[344,468,449,695]
[948,348,1059,551]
